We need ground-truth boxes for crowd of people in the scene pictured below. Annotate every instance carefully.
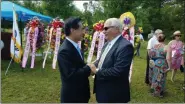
[145,29,184,97]
[17,14,184,102]
[56,16,184,103]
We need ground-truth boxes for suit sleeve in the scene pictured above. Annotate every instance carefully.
[58,49,91,81]
[96,44,134,80]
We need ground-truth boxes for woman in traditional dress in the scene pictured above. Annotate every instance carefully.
[167,31,184,82]
[149,34,170,97]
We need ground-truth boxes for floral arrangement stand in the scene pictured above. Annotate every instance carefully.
[42,17,64,69]
[120,12,136,83]
[22,16,45,69]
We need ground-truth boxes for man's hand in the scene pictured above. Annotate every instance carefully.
[87,64,97,75]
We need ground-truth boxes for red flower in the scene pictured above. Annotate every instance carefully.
[122,30,131,40]
[30,20,39,28]
[52,20,64,29]
[93,22,104,31]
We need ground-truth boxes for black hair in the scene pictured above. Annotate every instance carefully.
[64,17,81,36]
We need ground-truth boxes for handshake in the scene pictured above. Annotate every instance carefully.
[87,63,97,75]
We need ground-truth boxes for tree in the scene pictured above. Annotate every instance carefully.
[161,1,184,39]
[71,7,83,18]
[102,0,134,18]
[42,0,75,19]
[82,2,93,28]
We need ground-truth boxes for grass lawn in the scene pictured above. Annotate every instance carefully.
[1,41,184,103]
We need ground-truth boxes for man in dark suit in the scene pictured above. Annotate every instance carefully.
[88,18,134,103]
[57,17,94,103]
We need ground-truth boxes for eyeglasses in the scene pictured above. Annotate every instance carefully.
[104,26,115,31]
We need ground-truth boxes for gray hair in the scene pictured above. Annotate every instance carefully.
[104,18,123,32]
[154,29,163,35]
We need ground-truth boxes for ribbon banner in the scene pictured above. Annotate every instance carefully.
[22,28,31,68]
[52,28,61,69]
[129,26,135,82]
[30,27,39,68]
[22,27,39,68]
[87,31,99,63]
[42,17,64,69]
[22,17,44,68]
[129,27,135,45]
[87,20,105,63]
[87,31,105,63]
[97,32,105,60]
[42,28,54,68]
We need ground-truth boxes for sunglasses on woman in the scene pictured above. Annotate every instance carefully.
[176,35,181,37]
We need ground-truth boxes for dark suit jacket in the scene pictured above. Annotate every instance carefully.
[94,36,134,103]
[57,39,91,103]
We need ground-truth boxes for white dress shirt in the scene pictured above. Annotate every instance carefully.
[139,34,144,41]
[66,37,83,59]
[147,35,159,50]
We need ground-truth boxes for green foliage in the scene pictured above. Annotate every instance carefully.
[161,2,184,39]
[71,8,83,18]
[102,0,134,18]
[41,0,74,19]
[4,1,184,41]
[100,0,184,39]
[82,11,93,29]
[92,2,107,23]
[22,1,37,11]
[10,0,185,34]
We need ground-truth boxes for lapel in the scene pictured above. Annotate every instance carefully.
[103,36,122,63]
[80,50,84,60]
[64,39,84,63]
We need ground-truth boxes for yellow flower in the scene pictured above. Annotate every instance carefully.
[99,20,104,23]
[93,23,98,27]
[83,23,88,27]
[84,34,88,38]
